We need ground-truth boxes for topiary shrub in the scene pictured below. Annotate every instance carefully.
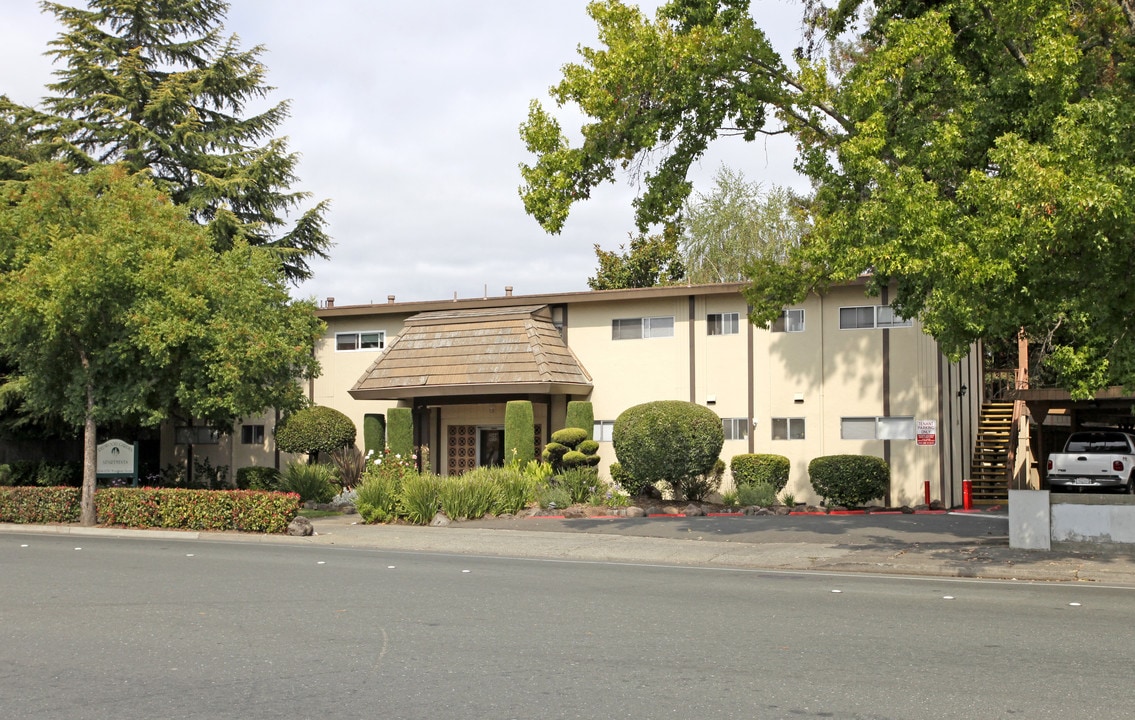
[565,401,594,438]
[808,455,890,508]
[731,454,790,491]
[387,407,414,458]
[541,427,599,472]
[275,406,356,462]
[362,413,386,456]
[613,400,724,498]
[505,401,536,465]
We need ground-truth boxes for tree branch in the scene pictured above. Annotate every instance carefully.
[980,5,1029,69]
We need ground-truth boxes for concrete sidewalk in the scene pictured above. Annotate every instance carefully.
[8,511,1134,585]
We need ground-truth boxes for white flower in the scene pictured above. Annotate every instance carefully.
[395,454,401,459]
[374,459,382,466]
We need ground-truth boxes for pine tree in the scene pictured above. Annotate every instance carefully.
[19,0,330,281]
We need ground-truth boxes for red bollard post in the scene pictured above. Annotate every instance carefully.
[962,479,973,510]
[924,480,931,506]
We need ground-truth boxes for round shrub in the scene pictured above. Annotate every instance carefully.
[550,427,589,447]
[561,450,589,468]
[613,400,723,493]
[541,442,569,466]
[609,461,648,496]
[731,454,790,491]
[808,455,890,508]
[275,406,356,459]
[578,439,600,455]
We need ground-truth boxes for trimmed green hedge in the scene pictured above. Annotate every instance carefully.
[387,407,414,458]
[505,401,536,465]
[613,400,723,498]
[565,401,594,438]
[731,454,790,491]
[0,487,299,533]
[363,413,386,456]
[808,455,890,508]
[275,405,356,459]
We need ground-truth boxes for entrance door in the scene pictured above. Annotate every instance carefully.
[478,427,505,467]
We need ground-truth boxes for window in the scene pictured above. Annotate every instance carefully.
[771,417,805,440]
[241,424,265,445]
[722,417,749,441]
[336,330,385,351]
[771,308,805,333]
[707,312,740,336]
[839,305,912,330]
[841,416,916,440]
[612,316,674,340]
[593,420,615,442]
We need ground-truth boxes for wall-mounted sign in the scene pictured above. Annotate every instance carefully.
[916,420,937,446]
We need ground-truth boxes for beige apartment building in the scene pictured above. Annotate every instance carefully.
[181,281,983,507]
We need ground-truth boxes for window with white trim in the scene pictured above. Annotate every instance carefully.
[241,424,265,445]
[839,305,912,330]
[336,330,385,351]
[771,308,805,333]
[707,312,740,336]
[593,420,615,442]
[611,316,674,340]
[771,417,805,440]
[841,416,916,440]
[722,417,749,441]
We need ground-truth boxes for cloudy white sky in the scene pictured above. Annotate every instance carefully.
[1,0,809,306]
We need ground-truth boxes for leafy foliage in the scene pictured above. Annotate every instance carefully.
[95,487,298,532]
[524,0,1135,395]
[362,413,386,457]
[613,400,724,495]
[6,0,330,281]
[279,462,337,504]
[236,466,280,491]
[386,408,414,458]
[274,406,356,460]
[736,480,777,507]
[808,455,890,508]
[565,401,595,438]
[731,454,790,491]
[588,229,686,290]
[329,445,366,491]
[354,471,401,524]
[437,472,502,521]
[0,486,81,523]
[397,473,442,525]
[0,164,321,524]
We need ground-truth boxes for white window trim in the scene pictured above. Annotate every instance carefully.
[838,305,912,330]
[722,417,749,441]
[335,330,385,351]
[594,420,615,442]
[771,308,805,333]
[612,316,675,340]
[771,417,806,441]
[707,312,740,336]
[840,416,916,440]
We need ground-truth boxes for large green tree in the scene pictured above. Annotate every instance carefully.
[5,0,329,281]
[0,164,323,524]
[521,0,1135,397]
[682,166,807,283]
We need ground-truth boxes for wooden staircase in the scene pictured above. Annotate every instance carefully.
[969,402,1015,504]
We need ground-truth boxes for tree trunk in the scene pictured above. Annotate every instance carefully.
[80,382,97,526]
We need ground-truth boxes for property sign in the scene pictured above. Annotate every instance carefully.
[96,439,136,475]
[916,420,937,446]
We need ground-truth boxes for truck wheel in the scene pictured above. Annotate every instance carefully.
[1127,474,1135,495]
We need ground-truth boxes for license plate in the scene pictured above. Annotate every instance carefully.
[1072,478,1093,485]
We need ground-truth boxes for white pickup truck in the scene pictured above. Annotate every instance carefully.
[1046,431,1135,493]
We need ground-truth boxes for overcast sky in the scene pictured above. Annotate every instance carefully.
[0,0,808,306]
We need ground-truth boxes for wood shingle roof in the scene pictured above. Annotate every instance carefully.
[348,305,592,400]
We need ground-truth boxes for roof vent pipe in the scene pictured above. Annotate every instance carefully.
[387,295,395,304]
[505,286,513,297]
[325,297,335,308]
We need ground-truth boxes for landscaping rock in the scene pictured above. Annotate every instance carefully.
[286,516,314,536]
[429,512,451,527]
[683,504,705,517]
[774,506,792,516]
[900,506,915,514]
[929,499,945,510]
[340,505,357,515]
[562,508,586,519]
[625,506,645,518]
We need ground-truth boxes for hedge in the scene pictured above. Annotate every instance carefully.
[613,400,723,497]
[363,413,386,456]
[731,454,790,491]
[808,455,890,508]
[1,487,299,533]
[275,405,356,459]
[565,401,594,439]
[387,407,414,458]
[504,401,535,465]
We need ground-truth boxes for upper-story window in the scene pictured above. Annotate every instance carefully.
[839,305,912,330]
[612,316,674,340]
[771,308,805,333]
[707,312,740,336]
[336,330,385,351]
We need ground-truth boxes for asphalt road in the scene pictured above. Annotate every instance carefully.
[2,532,1133,720]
